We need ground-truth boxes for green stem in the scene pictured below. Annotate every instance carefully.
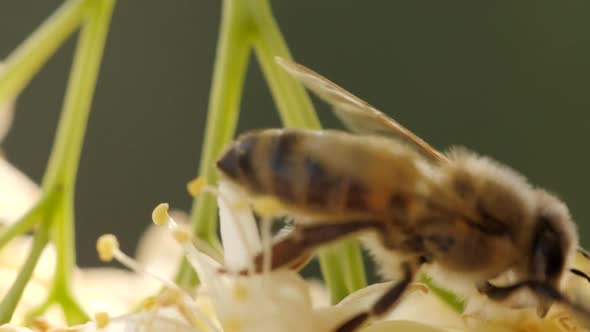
[176,0,253,289]
[0,221,50,324]
[318,246,349,303]
[42,0,115,191]
[0,0,89,105]
[249,0,367,302]
[0,188,59,250]
[250,0,319,128]
[56,290,88,326]
[340,239,367,293]
[45,0,114,323]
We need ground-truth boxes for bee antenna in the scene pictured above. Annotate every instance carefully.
[570,268,590,284]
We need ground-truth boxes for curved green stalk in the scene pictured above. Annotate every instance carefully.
[341,240,367,293]
[44,0,115,324]
[0,221,50,324]
[176,0,253,289]
[0,0,89,105]
[179,0,367,300]
[249,0,367,302]
[0,188,59,250]
[0,0,115,323]
[318,244,350,303]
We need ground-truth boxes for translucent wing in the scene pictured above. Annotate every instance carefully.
[276,57,446,162]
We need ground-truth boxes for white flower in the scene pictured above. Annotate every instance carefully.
[178,179,337,332]
[0,77,40,225]
[0,90,53,324]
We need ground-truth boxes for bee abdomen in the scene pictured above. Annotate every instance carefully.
[216,132,265,192]
[217,129,351,212]
[217,130,304,201]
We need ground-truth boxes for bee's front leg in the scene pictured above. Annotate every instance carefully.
[249,220,383,273]
[478,280,566,317]
[335,258,424,332]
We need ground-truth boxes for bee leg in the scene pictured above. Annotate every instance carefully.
[335,259,423,332]
[478,280,567,317]
[251,220,382,273]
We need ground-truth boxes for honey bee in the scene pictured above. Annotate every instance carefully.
[216,58,590,331]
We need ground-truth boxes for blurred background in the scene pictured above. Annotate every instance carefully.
[1,1,589,271]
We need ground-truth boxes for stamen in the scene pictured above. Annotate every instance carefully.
[158,181,259,275]
[151,203,223,259]
[187,176,206,197]
[96,233,221,332]
[94,311,110,329]
[223,317,242,332]
[96,234,118,262]
[232,283,250,302]
[96,234,178,290]
[152,203,170,226]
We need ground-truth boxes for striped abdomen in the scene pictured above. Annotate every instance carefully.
[216,129,425,217]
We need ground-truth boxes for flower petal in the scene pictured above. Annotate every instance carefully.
[76,311,195,332]
[0,158,40,224]
[361,320,448,332]
[217,180,261,271]
[135,219,184,279]
[0,325,35,332]
[73,268,161,317]
[0,236,56,281]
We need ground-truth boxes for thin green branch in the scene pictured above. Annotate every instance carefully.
[0,222,50,324]
[249,0,367,302]
[249,1,319,129]
[55,289,88,326]
[176,0,253,289]
[318,245,350,303]
[0,188,59,250]
[341,239,367,293]
[42,0,115,191]
[180,0,367,300]
[44,1,115,324]
[0,0,113,324]
[0,0,89,105]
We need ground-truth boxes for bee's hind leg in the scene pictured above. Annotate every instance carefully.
[335,258,424,332]
[250,220,382,273]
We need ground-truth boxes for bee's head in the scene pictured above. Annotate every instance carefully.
[528,189,578,316]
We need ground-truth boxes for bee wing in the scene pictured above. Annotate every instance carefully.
[276,57,446,162]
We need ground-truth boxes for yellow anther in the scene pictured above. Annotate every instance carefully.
[172,228,192,244]
[251,196,283,217]
[223,318,242,332]
[152,203,170,225]
[96,234,119,262]
[142,296,158,310]
[187,177,206,197]
[30,317,50,332]
[232,283,249,302]
[94,311,110,329]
